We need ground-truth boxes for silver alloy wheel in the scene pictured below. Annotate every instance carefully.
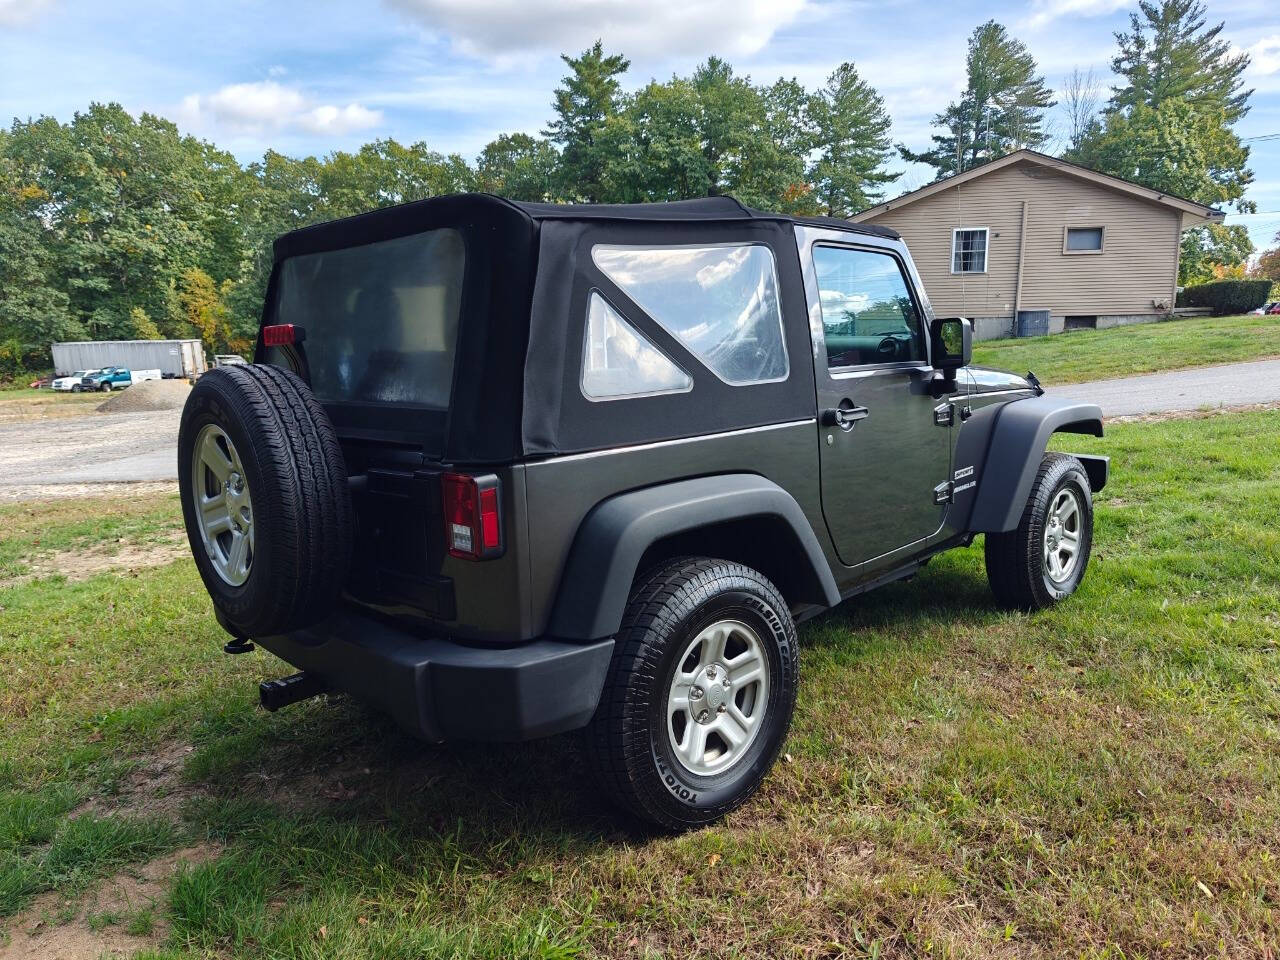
[1043,488,1082,584]
[667,619,770,776]
[191,423,254,587]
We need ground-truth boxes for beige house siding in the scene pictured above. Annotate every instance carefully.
[862,160,1182,325]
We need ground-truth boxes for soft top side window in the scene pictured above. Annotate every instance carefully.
[592,243,789,386]
[581,292,692,401]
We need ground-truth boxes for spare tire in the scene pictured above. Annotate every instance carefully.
[178,364,352,638]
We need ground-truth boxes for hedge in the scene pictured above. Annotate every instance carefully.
[1176,280,1272,315]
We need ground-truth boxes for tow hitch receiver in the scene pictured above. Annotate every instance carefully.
[259,672,327,712]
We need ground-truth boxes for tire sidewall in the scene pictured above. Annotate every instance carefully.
[640,584,797,821]
[178,377,276,633]
[1031,463,1093,604]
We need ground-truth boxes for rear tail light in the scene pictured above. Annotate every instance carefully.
[442,472,503,560]
[262,323,304,347]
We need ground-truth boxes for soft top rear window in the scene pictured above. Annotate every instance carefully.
[272,228,465,408]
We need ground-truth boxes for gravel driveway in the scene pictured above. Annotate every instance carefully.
[0,408,181,501]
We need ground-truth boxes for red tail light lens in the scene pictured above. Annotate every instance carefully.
[262,323,304,347]
[442,473,503,559]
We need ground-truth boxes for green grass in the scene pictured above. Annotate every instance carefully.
[971,312,1280,384]
[2,410,1280,956]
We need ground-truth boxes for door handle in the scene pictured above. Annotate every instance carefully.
[821,404,870,429]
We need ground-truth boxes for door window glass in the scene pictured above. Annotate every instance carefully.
[813,246,924,368]
[592,243,788,385]
[581,292,692,400]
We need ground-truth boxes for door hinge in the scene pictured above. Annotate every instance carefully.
[933,402,954,426]
[933,480,954,504]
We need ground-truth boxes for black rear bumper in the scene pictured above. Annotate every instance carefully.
[254,608,614,743]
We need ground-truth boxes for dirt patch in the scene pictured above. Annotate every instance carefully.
[0,481,177,504]
[95,379,191,414]
[72,742,198,821]
[1,532,189,588]
[1108,400,1280,424]
[0,844,219,960]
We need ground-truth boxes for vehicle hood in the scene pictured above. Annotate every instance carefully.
[965,366,1035,396]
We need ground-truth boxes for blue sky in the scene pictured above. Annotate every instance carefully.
[1,0,1278,248]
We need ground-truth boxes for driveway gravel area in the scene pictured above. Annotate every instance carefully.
[0,408,180,501]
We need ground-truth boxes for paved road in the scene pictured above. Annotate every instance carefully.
[1051,357,1280,417]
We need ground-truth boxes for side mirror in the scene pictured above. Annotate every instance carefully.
[930,317,972,372]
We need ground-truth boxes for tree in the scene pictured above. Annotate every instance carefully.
[1110,0,1251,123]
[1062,67,1102,154]
[901,21,1055,179]
[1247,230,1280,287]
[476,133,559,201]
[128,306,162,339]
[1178,222,1254,285]
[594,58,809,211]
[545,41,630,202]
[807,63,898,217]
[178,267,229,350]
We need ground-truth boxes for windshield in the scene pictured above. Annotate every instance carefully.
[271,228,466,408]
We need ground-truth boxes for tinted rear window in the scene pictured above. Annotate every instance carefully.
[272,228,465,408]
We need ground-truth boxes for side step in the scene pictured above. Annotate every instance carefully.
[259,672,327,712]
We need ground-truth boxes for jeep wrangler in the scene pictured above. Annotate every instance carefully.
[178,194,1107,830]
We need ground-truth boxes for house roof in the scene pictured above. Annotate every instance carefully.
[852,149,1225,230]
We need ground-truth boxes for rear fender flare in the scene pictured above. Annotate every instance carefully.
[546,474,841,641]
[967,396,1104,533]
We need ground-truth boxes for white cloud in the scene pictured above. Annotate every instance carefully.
[1021,0,1129,30]
[0,0,52,25]
[384,0,806,58]
[1242,35,1280,76]
[179,81,383,137]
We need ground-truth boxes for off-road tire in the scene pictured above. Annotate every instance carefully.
[178,363,352,637]
[984,452,1093,611]
[585,557,798,831]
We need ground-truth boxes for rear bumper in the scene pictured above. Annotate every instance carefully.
[254,608,614,743]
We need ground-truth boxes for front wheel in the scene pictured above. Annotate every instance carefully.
[984,453,1094,610]
[585,557,798,830]
[100,382,111,392]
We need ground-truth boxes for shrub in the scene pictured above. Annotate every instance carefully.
[1176,280,1272,315]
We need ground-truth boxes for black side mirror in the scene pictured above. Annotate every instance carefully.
[930,317,972,372]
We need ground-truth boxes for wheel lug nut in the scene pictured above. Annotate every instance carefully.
[698,710,710,723]
[706,666,717,679]
[691,687,704,700]
[717,704,726,713]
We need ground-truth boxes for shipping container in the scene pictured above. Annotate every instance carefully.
[51,340,207,379]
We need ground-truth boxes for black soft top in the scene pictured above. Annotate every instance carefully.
[265,193,895,463]
[272,193,895,262]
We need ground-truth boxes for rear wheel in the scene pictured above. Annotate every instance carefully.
[585,557,798,830]
[985,453,1094,610]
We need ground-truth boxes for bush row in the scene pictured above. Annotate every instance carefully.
[1176,280,1272,315]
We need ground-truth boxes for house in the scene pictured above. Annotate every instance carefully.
[851,149,1224,340]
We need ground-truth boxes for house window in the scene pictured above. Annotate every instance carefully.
[951,228,988,274]
[1064,227,1104,254]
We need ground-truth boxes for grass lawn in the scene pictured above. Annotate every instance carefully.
[0,386,104,423]
[2,409,1280,957]
[971,313,1280,385]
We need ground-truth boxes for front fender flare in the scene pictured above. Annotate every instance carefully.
[546,474,841,641]
[967,395,1103,533]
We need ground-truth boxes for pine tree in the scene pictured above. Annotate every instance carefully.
[807,63,898,217]
[545,41,630,202]
[901,21,1055,179]
[1109,0,1251,122]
